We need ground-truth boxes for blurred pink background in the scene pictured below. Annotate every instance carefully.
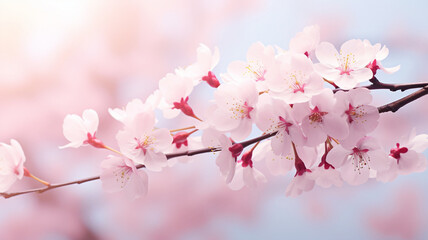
[0,0,428,239]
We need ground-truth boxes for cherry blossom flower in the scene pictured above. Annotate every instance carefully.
[266,53,324,103]
[253,141,294,176]
[228,148,267,190]
[207,81,258,141]
[116,111,172,172]
[377,130,428,182]
[285,172,315,197]
[100,155,148,199]
[0,139,26,192]
[308,141,343,188]
[183,44,220,87]
[314,39,373,89]
[363,40,400,75]
[255,94,305,156]
[60,109,104,149]
[327,136,389,185]
[334,88,379,148]
[293,89,348,146]
[223,42,276,91]
[289,25,320,58]
[158,73,196,119]
[108,90,161,125]
[215,135,241,183]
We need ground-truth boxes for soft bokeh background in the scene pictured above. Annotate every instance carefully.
[0,0,428,239]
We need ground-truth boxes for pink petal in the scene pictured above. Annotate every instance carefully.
[316,42,339,67]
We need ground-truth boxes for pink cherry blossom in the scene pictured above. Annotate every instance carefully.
[266,53,324,103]
[255,94,305,156]
[253,141,294,176]
[207,81,258,141]
[285,172,315,197]
[214,134,241,183]
[0,139,26,192]
[116,111,172,172]
[377,130,428,182]
[100,155,148,199]
[223,42,276,91]
[60,109,104,149]
[334,88,379,148]
[183,44,220,87]
[363,40,400,75]
[314,39,373,89]
[293,89,349,146]
[108,90,161,125]
[228,148,267,190]
[327,136,389,185]
[289,25,320,59]
[158,73,195,119]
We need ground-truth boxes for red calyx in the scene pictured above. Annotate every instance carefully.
[84,132,105,149]
[172,132,190,149]
[202,71,220,88]
[366,59,380,75]
[240,150,253,168]
[172,96,198,119]
[229,143,244,161]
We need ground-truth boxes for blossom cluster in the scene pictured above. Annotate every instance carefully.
[1,25,427,199]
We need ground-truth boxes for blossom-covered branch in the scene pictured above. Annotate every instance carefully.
[0,132,277,199]
[2,25,428,200]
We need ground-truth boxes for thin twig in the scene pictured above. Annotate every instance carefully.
[0,131,278,199]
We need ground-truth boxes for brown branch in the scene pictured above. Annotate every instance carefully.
[333,77,428,93]
[0,131,278,199]
[366,77,428,91]
[377,86,428,113]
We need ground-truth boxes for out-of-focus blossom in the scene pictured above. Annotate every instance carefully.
[377,130,428,182]
[289,25,320,59]
[109,90,161,125]
[60,109,103,149]
[228,149,267,190]
[223,42,276,91]
[215,135,241,184]
[0,139,26,192]
[314,39,373,89]
[100,155,148,199]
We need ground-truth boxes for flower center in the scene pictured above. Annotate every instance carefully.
[245,60,266,82]
[278,116,293,134]
[288,73,306,93]
[309,106,327,124]
[345,104,365,124]
[350,147,370,173]
[135,136,154,155]
[229,101,253,120]
[337,51,356,75]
